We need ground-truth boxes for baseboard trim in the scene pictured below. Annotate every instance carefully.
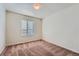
[42,39,79,54]
[0,47,7,56]
[7,39,42,47]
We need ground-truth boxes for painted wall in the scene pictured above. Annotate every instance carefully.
[43,5,79,53]
[6,11,42,46]
[5,3,42,18]
[0,4,6,54]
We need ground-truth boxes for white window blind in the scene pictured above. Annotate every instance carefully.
[27,20,34,36]
[21,20,34,36]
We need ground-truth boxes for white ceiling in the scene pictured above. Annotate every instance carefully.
[4,3,76,19]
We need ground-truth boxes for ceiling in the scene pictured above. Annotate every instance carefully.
[4,3,76,19]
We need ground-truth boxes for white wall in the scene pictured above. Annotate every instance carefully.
[43,5,79,53]
[5,4,41,18]
[0,4,6,54]
[6,11,42,46]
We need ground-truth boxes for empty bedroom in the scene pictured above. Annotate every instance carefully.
[0,3,79,56]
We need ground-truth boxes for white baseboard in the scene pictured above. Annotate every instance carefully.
[43,39,79,54]
[0,47,5,55]
[6,39,41,46]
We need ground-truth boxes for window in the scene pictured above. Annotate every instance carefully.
[21,20,34,36]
